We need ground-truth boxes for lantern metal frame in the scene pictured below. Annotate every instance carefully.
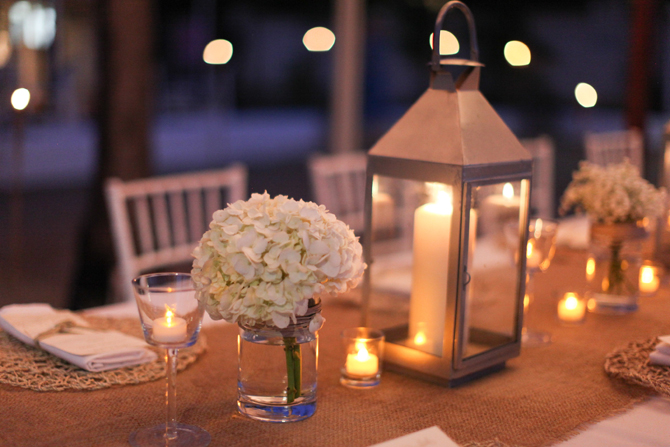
[361,1,532,386]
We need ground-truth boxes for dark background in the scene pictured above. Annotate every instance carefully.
[0,0,668,309]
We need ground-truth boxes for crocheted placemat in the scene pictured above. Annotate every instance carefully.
[604,337,670,397]
[0,316,207,392]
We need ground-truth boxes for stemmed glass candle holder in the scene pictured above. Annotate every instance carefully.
[130,273,210,447]
[340,328,384,388]
[522,219,557,347]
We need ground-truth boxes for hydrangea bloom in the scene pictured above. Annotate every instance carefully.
[560,160,665,224]
[191,192,366,329]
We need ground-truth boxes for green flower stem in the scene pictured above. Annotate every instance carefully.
[606,240,635,295]
[284,337,301,403]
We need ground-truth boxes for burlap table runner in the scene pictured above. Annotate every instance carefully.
[2,249,668,447]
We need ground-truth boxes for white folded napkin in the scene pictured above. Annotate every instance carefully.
[0,303,157,372]
[649,335,670,367]
[369,426,458,447]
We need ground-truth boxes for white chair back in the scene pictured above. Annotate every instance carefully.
[308,152,367,234]
[585,128,644,174]
[105,164,247,302]
[521,135,556,219]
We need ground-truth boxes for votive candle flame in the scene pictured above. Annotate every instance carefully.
[557,293,586,323]
[346,344,379,378]
[153,307,187,343]
[639,265,660,295]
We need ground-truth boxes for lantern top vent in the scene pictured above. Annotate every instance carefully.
[368,0,530,169]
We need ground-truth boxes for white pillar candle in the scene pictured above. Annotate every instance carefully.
[409,185,452,356]
[557,293,586,323]
[153,309,187,343]
[345,345,379,378]
[639,265,660,295]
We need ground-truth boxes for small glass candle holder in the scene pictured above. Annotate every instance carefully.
[557,292,587,325]
[639,261,662,296]
[340,327,384,388]
[130,273,210,447]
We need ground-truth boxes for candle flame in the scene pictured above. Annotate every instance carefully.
[356,346,371,362]
[164,304,176,326]
[425,183,453,215]
[523,293,530,311]
[564,293,579,310]
[502,183,514,200]
[586,257,596,281]
[640,266,655,284]
[526,239,534,259]
[414,331,427,346]
[372,175,379,196]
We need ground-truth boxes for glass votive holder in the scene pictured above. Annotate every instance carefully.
[132,272,206,348]
[639,261,662,296]
[557,292,587,324]
[340,327,384,389]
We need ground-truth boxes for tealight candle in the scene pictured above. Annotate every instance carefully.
[346,345,379,377]
[639,264,660,295]
[153,308,187,343]
[340,327,384,388]
[557,293,586,323]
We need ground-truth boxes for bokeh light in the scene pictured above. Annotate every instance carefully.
[203,39,233,65]
[429,30,459,55]
[9,1,56,50]
[303,27,335,52]
[575,83,597,108]
[11,88,30,111]
[504,41,531,66]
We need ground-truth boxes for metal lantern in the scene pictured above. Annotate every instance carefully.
[361,1,532,386]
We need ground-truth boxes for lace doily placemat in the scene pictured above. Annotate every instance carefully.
[604,337,670,397]
[0,317,207,392]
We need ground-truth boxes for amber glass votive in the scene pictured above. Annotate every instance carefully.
[340,328,384,388]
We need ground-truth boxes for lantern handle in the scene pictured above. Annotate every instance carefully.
[431,1,483,71]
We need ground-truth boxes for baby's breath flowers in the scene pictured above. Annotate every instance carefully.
[560,160,665,224]
[561,160,665,297]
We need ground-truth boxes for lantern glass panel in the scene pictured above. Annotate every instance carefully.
[459,180,526,360]
[368,175,456,357]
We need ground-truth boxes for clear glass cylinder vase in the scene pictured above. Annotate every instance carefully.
[586,223,646,314]
[237,314,319,423]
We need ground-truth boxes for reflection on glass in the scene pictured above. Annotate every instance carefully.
[520,218,558,347]
[463,182,523,359]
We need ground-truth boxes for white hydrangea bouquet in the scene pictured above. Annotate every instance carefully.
[560,160,665,296]
[191,192,365,402]
[560,160,665,224]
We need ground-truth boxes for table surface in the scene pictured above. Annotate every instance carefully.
[3,248,670,447]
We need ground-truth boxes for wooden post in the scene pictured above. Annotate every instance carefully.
[70,0,153,309]
[625,0,658,132]
[329,0,366,154]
